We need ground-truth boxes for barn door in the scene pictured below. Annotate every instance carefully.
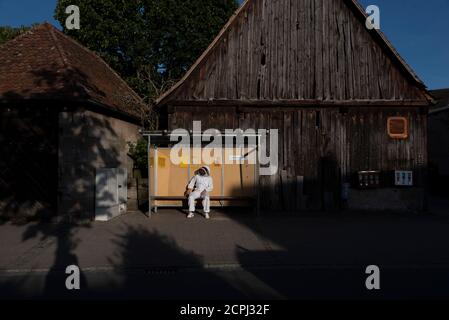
[95,168,127,221]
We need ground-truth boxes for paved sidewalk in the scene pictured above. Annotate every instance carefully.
[1,209,449,272]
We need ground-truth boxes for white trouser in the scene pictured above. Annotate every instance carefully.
[188,191,210,213]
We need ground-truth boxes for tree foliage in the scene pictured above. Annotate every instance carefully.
[0,25,34,45]
[128,138,149,170]
[54,0,238,102]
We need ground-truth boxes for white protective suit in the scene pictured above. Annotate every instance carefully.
[187,166,213,213]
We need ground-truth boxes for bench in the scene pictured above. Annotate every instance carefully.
[149,196,259,215]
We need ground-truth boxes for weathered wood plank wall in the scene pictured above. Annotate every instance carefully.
[168,107,427,213]
[158,0,430,213]
[174,0,427,102]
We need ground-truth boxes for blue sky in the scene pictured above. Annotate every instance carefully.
[358,0,449,90]
[0,0,448,89]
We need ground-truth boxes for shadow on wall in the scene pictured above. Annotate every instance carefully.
[0,106,59,221]
[226,153,342,214]
[0,66,123,297]
[0,65,113,221]
[58,108,121,220]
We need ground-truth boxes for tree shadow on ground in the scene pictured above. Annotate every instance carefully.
[94,223,246,299]
[0,65,130,299]
[0,222,251,300]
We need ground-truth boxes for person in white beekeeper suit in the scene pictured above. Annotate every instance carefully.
[184,166,213,219]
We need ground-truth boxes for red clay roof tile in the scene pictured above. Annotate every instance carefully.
[0,23,143,119]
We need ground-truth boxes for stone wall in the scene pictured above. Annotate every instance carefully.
[58,109,140,219]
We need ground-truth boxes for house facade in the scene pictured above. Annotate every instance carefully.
[0,23,144,220]
[156,0,432,213]
[428,89,449,196]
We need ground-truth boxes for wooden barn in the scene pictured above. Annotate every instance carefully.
[0,23,144,221]
[155,0,433,213]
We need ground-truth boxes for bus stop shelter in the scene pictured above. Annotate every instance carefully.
[141,130,261,217]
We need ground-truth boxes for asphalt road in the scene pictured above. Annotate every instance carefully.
[1,265,449,300]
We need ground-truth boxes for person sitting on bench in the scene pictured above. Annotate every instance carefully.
[184,166,213,219]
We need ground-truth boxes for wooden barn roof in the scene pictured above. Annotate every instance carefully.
[157,0,431,106]
[0,23,143,119]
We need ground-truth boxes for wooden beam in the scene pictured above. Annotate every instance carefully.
[170,99,430,108]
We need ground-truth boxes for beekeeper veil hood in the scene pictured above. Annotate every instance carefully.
[201,166,211,176]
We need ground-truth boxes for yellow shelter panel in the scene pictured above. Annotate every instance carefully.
[150,148,189,206]
[222,147,256,206]
[150,147,256,207]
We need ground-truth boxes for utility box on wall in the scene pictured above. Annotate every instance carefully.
[357,171,381,189]
[95,168,128,221]
[394,170,413,187]
[355,170,414,189]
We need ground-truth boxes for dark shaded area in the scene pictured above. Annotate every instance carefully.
[428,89,449,198]
[0,65,129,297]
[99,224,244,299]
[0,61,438,301]
[1,200,449,300]
[0,67,84,222]
[0,222,248,300]
[22,222,90,298]
[164,107,429,214]
[0,106,58,221]
[0,65,111,221]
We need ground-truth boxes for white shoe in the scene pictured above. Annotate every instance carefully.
[187,212,195,219]
[205,213,210,219]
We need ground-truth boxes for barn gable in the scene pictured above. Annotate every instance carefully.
[157,0,431,105]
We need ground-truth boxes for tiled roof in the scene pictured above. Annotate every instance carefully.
[0,23,143,119]
[430,89,449,110]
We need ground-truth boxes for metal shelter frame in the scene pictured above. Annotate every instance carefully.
[140,130,262,218]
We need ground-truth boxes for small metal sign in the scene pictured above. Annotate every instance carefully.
[395,170,413,187]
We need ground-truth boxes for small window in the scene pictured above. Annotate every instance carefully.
[387,117,408,139]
